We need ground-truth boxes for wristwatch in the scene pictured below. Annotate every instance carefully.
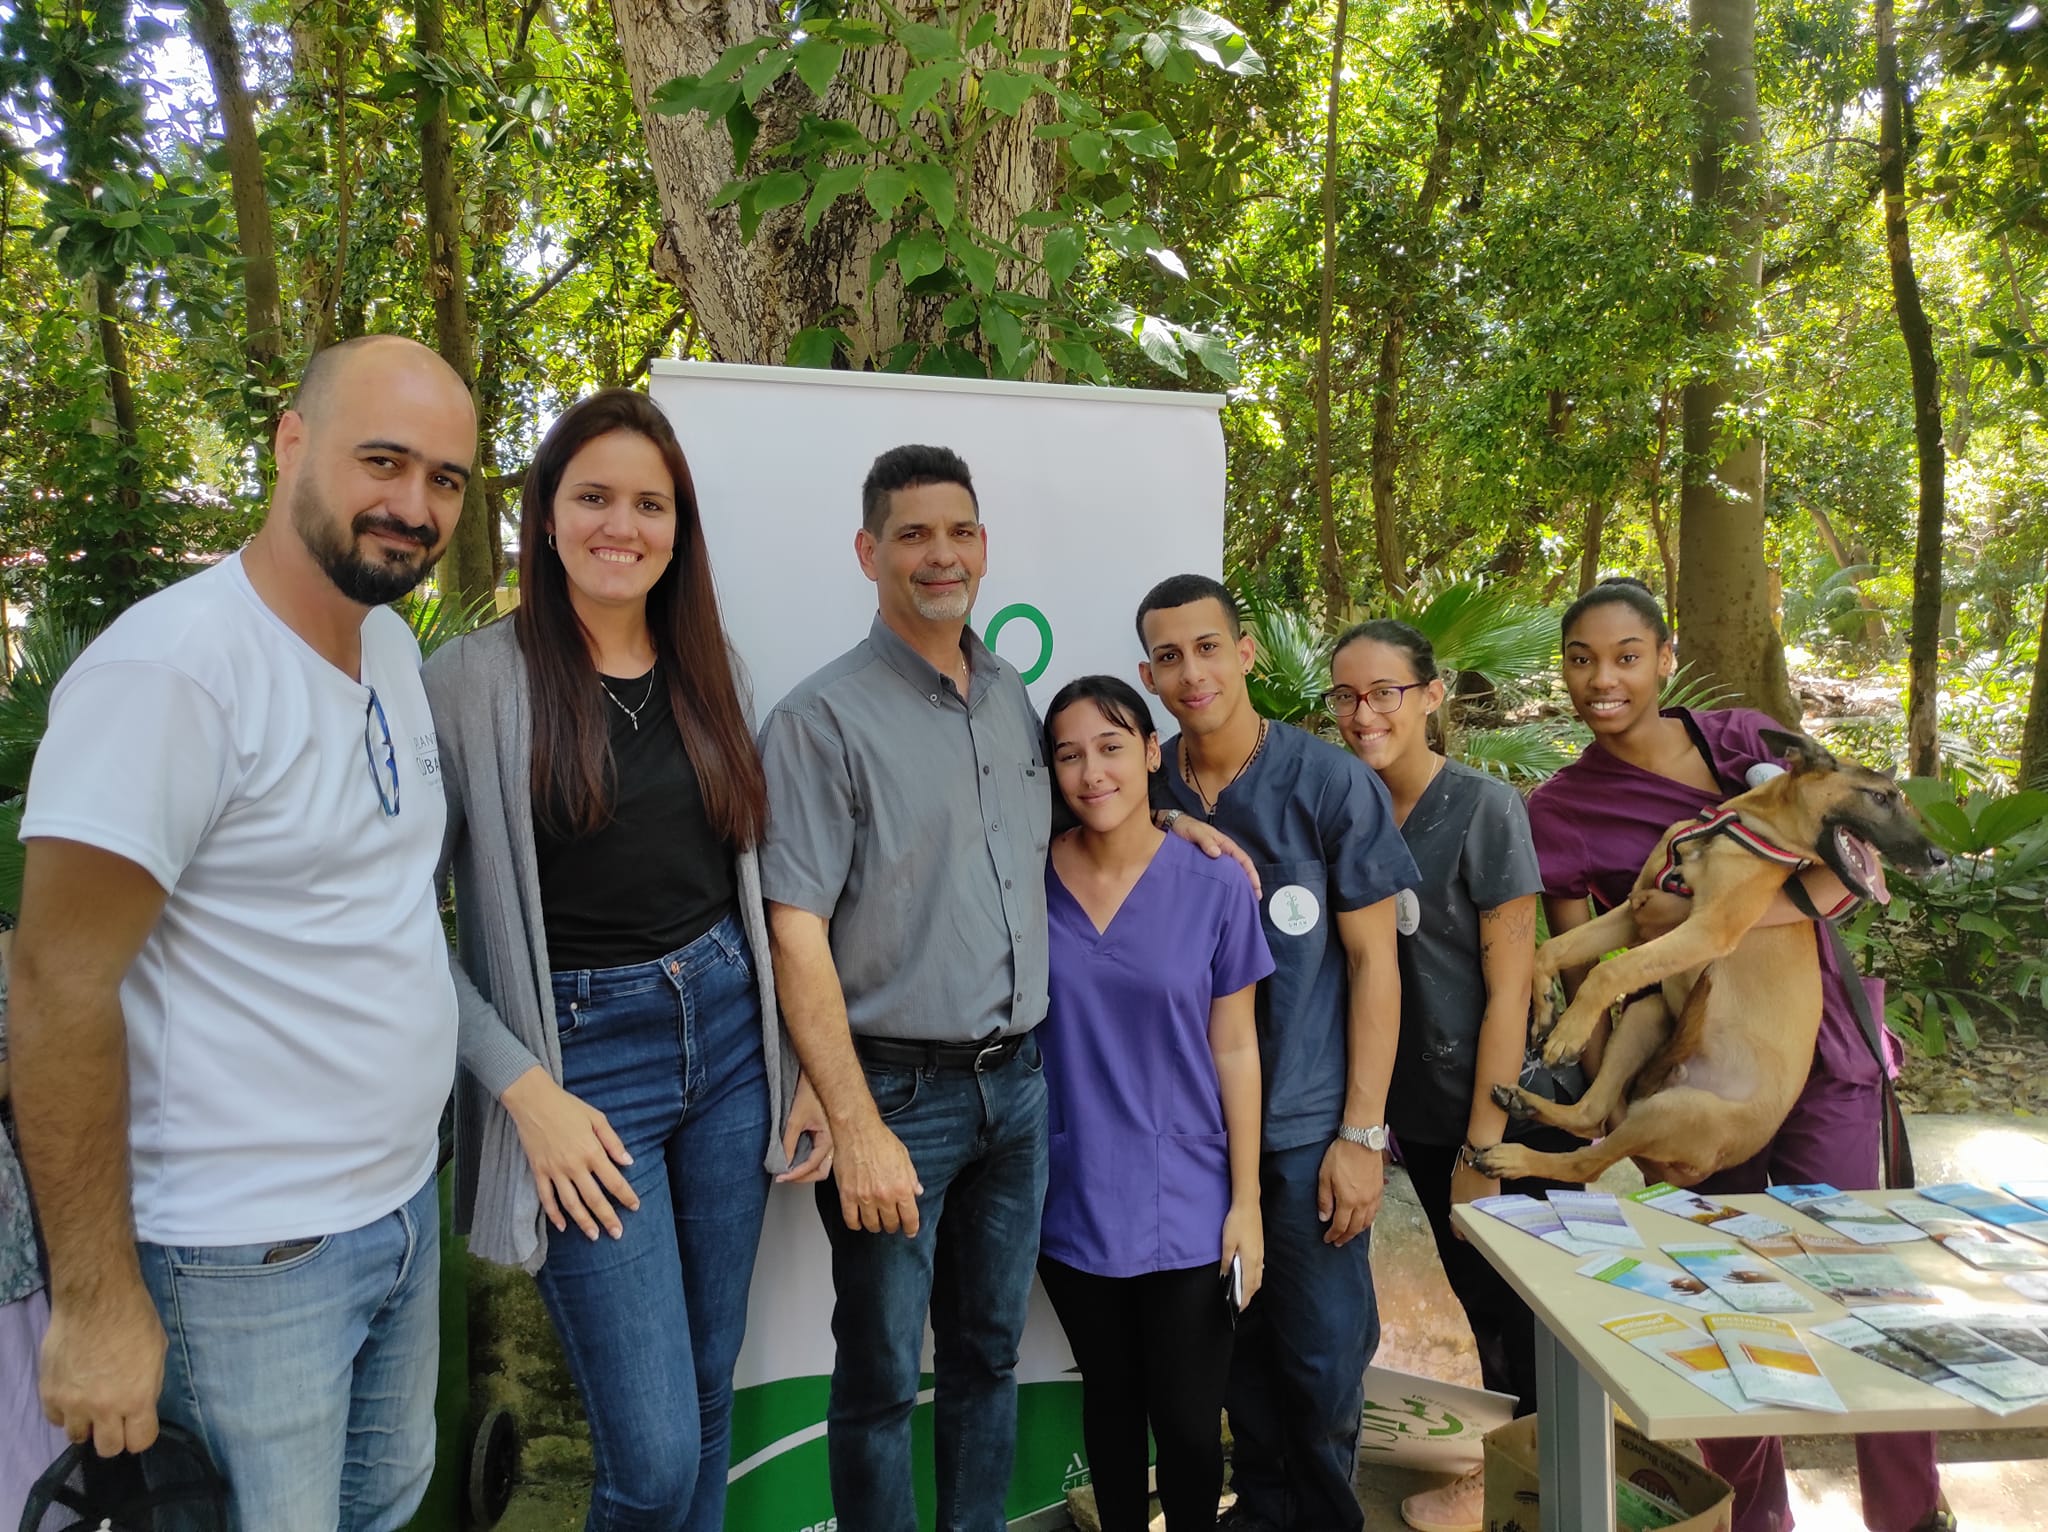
[1157,808,1184,830]
[1337,1123,1390,1151]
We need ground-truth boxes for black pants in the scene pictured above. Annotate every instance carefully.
[1038,1255,1233,1532]
[1400,1139,1579,1419]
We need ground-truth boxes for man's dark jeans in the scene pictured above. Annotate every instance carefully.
[1224,1139,1378,1532]
[816,1037,1049,1532]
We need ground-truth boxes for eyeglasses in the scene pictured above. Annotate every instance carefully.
[364,687,401,817]
[1319,682,1429,719]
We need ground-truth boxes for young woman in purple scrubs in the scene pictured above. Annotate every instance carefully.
[1525,578,1948,1532]
[1037,674,1273,1532]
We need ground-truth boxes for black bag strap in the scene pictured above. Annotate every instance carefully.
[1785,879,1916,1190]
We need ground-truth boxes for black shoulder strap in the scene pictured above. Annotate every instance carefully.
[1784,880,1916,1190]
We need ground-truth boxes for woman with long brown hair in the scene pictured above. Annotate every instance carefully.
[426,389,827,1532]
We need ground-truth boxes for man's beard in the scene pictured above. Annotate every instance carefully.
[293,479,442,606]
[910,568,973,622]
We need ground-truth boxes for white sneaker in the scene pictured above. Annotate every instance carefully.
[1401,1464,1485,1532]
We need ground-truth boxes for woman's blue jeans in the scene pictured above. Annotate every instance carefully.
[540,914,772,1532]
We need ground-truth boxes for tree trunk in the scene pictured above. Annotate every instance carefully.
[1363,9,1486,598]
[2020,590,2048,787]
[1678,0,1799,724]
[609,0,1069,365]
[1804,500,1889,648]
[1579,500,1606,594]
[416,0,492,608]
[1877,0,1945,778]
[1645,386,1679,614]
[93,273,153,595]
[1312,0,1351,622]
[187,0,286,432]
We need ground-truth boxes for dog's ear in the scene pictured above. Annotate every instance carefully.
[1760,727,1837,775]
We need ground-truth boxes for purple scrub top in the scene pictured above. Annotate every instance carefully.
[1525,706,1878,1091]
[1039,832,1276,1278]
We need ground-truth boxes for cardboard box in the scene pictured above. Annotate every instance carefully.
[1483,1415,1733,1532]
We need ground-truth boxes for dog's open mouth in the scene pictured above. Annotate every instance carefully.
[1835,827,1890,905]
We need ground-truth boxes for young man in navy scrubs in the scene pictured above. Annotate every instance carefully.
[1137,574,1417,1532]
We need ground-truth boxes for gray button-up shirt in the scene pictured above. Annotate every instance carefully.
[758,614,1050,1042]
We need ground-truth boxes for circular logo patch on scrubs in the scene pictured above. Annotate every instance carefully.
[1394,887,1421,936]
[1268,884,1321,936]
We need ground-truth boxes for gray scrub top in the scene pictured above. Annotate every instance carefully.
[1385,759,1547,1146]
[758,615,1050,1043]
[1157,720,1418,1152]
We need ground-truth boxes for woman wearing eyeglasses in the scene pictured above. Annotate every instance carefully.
[424,390,827,1532]
[1326,620,1576,1532]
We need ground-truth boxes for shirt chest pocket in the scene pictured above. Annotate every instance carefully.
[1004,762,1052,858]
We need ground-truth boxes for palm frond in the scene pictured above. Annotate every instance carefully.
[0,797,20,918]
[399,589,500,659]
[1397,582,1557,688]
[1659,662,1738,714]
[0,614,102,793]
[1459,723,1577,784]
[1242,602,1332,726]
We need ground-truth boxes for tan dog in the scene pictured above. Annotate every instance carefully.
[1474,732,1947,1188]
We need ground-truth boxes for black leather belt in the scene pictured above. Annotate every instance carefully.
[854,1033,1028,1074]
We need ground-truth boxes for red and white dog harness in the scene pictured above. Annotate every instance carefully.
[1653,806,1859,917]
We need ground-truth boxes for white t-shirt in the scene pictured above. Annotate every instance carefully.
[21,554,457,1245]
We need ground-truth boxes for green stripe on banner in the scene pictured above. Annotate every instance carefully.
[725,1377,1088,1532]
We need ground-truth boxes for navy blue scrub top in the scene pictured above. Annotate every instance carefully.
[1155,720,1418,1153]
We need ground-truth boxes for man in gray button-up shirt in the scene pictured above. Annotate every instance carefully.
[759,445,1052,1532]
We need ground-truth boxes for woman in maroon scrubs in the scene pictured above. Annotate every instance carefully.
[1524,578,1947,1532]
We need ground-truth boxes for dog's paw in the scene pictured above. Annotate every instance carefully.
[1530,982,1557,1040]
[1471,1143,1532,1181]
[1541,1022,1590,1070]
[1493,1083,1536,1120]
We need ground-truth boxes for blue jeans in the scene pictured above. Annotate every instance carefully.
[816,1037,1049,1532]
[137,1171,439,1532]
[1224,1140,1377,1532]
[540,914,772,1532]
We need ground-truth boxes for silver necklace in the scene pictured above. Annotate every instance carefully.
[599,667,658,731]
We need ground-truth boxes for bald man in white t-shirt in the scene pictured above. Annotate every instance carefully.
[11,335,476,1531]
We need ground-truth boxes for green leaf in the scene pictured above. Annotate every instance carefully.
[865,167,913,217]
[965,13,1001,49]
[1041,225,1084,285]
[897,230,947,284]
[803,165,866,233]
[979,69,1037,116]
[707,37,777,80]
[907,163,958,228]
[1139,32,1169,69]
[1134,315,1187,376]
[786,326,847,368]
[1068,131,1111,171]
[820,17,889,45]
[792,39,845,96]
[1106,110,1177,162]
[1151,245,1189,279]
[740,50,791,105]
[943,294,979,329]
[1971,790,2048,850]
[709,179,747,210]
[900,21,960,60]
[900,62,957,118]
[1183,329,1240,382]
[981,299,1026,368]
[752,169,809,216]
[950,227,998,292]
[1049,339,1109,379]
[726,99,761,172]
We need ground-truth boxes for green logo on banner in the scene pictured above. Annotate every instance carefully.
[984,602,1053,684]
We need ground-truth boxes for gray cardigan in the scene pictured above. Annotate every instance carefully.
[424,619,797,1273]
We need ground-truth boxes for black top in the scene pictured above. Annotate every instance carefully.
[535,666,736,971]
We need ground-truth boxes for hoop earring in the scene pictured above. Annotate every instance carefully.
[547,533,557,550]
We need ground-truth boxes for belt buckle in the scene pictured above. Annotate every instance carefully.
[973,1038,1007,1072]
